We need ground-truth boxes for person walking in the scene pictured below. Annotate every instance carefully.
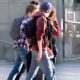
[25,1,55,80]
[7,4,38,80]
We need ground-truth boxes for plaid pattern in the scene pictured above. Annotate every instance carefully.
[13,16,31,49]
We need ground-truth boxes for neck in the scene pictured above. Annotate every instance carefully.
[27,13,32,17]
[40,12,46,17]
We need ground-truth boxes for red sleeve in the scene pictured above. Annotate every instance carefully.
[36,16,47,41]
[53,20,60,37]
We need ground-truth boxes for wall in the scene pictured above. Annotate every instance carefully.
[0,0,59,62]
[0,0,31,62]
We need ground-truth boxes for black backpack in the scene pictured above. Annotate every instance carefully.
[24,16,53,44]
[46,18,54,41]
[24,16,40,44]
[10,17,24,40]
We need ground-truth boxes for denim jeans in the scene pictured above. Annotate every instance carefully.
[26,50,55,80]
[7,47,28,80]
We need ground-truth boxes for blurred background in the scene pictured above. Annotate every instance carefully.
[0,0,56,63]
[0,0,80,80]
[0,0,80,63]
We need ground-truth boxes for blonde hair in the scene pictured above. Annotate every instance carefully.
[48,7,56,18]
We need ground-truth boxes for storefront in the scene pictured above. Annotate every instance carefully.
[62,0,80,61]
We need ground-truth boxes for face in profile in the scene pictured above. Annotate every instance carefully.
[45,10,52,17]
[50,13,56,20]
[31,5,39,16]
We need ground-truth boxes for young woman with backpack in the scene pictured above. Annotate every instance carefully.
[48,7,60,64]
[43,6,60,80]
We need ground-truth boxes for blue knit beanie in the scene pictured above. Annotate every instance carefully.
[40,1,52,10]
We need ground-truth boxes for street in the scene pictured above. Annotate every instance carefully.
[0,62,80,80]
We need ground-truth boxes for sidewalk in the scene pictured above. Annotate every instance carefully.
[0,62,80,80]
[56,63,80,80]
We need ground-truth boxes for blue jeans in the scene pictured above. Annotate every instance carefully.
[7,47,28,80]
[26,51,55,80]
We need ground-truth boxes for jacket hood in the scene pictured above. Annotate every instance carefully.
[32,11,46,17]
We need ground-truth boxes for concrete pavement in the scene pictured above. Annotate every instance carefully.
[0,62,80,80]
[56,63,80,80]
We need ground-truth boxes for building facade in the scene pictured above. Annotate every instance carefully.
[0,0,59,63]
[1,0,80,63]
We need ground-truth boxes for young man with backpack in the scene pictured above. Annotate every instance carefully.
[7,4,38,80]
[25,1,55,80]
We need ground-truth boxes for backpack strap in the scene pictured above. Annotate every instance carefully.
[45,18,54,41]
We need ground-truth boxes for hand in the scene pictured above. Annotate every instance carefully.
[36,52,42,62]
[47,47,54,58]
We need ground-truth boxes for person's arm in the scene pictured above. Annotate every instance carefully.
[53,20,60,37]
[47,47,54,58]
[36,16,47,62]
[49,13,60,37]
[36,40,42,62]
